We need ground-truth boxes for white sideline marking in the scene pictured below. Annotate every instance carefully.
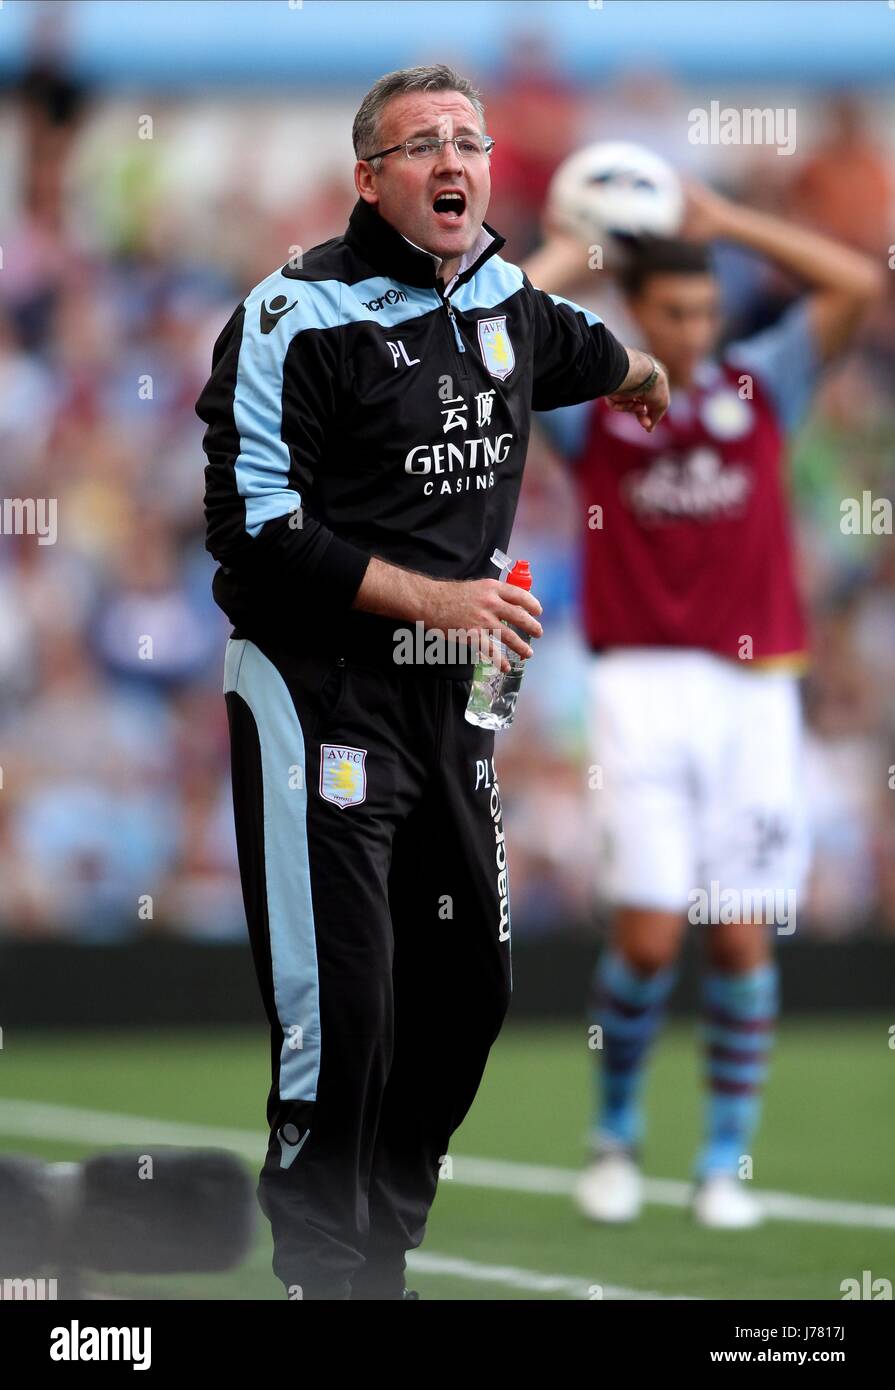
[407,1251,697,1300]
[0,1099,260,1158]
[451,1157,895,1230]
[0,1099,892,1231]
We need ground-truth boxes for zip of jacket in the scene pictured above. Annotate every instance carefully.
[197,196,631,661]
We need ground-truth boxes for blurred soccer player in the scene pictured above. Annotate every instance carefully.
[527,183,880,1227]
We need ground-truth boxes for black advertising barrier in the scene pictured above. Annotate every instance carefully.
[0,929,892,1028]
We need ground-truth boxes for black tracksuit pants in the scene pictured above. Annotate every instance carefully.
[223,632,513,1299]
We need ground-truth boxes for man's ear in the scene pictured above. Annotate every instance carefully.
[354,161,379,206]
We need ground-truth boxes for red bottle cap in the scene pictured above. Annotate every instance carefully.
[507,559,532,590]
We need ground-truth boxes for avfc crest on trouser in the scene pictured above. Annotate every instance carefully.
[477,316,515,381]
[319,745,367,808]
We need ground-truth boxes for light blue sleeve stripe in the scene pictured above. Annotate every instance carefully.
[234,272,440,537]
[235,271,425,536]
[233,271,334,538]
[547,292,603,328]
[724,300,820,433]
[223,637,321,1102]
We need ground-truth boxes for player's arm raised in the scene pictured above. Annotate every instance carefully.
[523,223,670,433]
[523,271,670,433]
[521,224,593,300]
[683,180,884,362]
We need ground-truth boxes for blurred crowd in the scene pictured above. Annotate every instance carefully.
[1,29,894,941]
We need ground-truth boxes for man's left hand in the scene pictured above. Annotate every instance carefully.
[607,358,670,433]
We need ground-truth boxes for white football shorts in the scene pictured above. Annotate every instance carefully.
[586,648,810,914]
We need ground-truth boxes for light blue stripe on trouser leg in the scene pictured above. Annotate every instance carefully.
[223,637,321,1101]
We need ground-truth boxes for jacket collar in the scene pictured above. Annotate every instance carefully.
[345,196,505,292]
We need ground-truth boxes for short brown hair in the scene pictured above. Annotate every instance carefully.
[618,237,714,299]
[352,64,486,167]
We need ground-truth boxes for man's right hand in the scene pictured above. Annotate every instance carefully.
[420,577,543,669]
[353,559,543,671]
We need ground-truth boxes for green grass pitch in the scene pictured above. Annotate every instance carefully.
[0,1018,891,1300]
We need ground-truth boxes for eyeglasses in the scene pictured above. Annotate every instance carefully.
[362,134,495,163]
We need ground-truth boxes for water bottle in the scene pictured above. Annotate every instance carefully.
[465,552,533,731]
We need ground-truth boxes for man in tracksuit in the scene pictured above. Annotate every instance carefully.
[196,63,669,1301]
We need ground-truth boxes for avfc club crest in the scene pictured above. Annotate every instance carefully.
[319,745,367,809]
[477,316,515,381]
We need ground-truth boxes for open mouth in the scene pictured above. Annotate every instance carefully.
[432,191,466,220]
